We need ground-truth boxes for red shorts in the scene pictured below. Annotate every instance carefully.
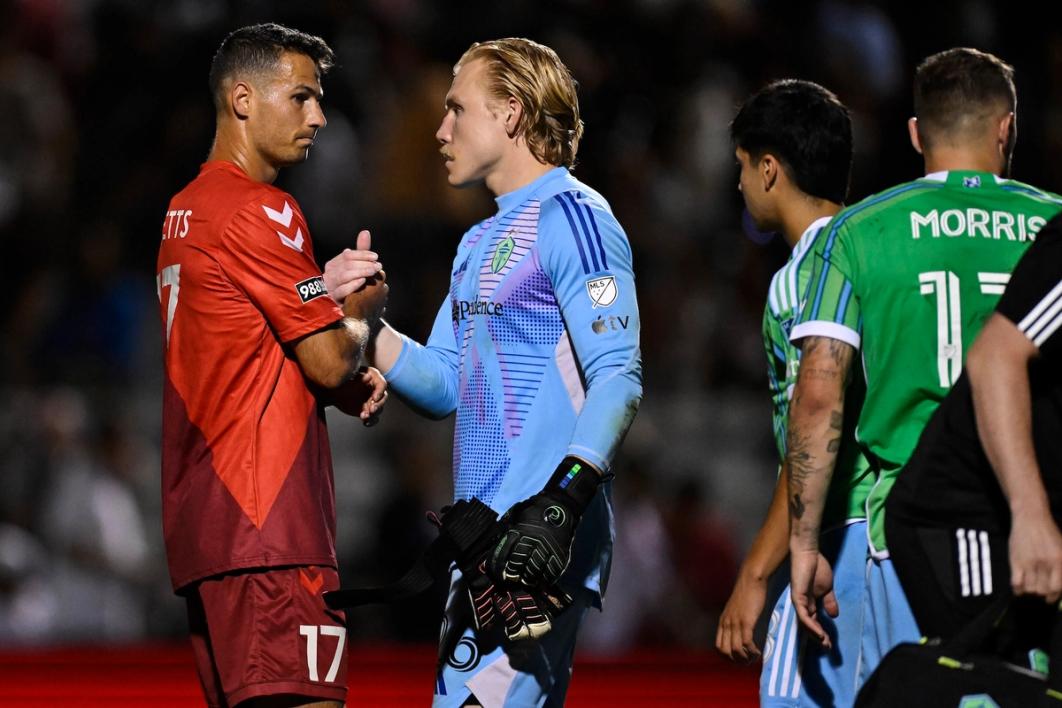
[185,565,348,707]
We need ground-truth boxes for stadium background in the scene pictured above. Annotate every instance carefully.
[0,0,1055,703]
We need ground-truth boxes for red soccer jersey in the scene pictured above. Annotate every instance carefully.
[157,160,344,592]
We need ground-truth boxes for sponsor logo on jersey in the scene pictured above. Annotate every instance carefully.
[452,299,504,321]
[445,636,481,672]
[910,209,1046,242]
[491,233,516,273]
[591,315,630,334]
[295,276,328,303]
[586,275,618,308]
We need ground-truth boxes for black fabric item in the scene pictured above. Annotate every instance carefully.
[324,498,503,609]
[856,594,1062,707]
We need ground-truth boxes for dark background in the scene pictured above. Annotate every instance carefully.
[0,0,1057,650]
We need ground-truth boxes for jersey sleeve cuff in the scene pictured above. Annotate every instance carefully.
[380,334,413,382]
[790,321,861,349]
[565,444,610,474]
[277,307,345,344]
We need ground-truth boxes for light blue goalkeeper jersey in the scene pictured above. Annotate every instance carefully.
[383,167,642,596]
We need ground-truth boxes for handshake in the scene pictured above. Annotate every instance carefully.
[325,457,604,642]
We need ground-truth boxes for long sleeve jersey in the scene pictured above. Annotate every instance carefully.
[384,167,642,595]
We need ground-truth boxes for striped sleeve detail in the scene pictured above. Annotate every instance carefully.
[1000,184,1062,206]
[557,191,609,272]
[1017,278,1062,347]
[553,194,591,274]
[575,191,609,270]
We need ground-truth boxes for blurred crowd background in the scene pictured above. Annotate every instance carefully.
[0,0,1057,652]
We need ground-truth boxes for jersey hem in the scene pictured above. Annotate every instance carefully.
[171,555,338,594]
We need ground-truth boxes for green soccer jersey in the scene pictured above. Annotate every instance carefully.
[764,216,873,530]
[793,170,1062,557]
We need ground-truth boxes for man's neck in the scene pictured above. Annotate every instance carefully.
[779,198,842,250]
[485,152,556,198]
[208,126,279,184]
[922,147,1002,177]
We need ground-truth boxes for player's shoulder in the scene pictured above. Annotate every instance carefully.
[996,177,1062,206]
[840,177,941,224]
[813,178,942,251]
[537,172,616,226]
[180,162,303,225]
[536,171,627,259]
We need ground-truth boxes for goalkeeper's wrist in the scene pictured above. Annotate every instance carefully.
[544,456,606,513]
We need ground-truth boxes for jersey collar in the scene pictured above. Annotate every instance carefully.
[494,166,570,218]
[791,215,833,258]
[200,160,251,180]
[921,170,1003,185]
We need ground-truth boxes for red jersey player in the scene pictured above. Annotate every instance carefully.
[156,23,387,708]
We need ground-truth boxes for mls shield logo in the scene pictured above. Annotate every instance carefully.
[962,175,982,188]
[586,276,618,308]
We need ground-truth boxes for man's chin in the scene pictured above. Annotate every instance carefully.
[276,149,311,167]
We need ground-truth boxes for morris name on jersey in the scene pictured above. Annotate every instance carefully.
[910,208,1047,241]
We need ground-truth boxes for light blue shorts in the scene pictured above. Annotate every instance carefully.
[761,520,867,707]
[857,556,921,688]
[433,570,593,708]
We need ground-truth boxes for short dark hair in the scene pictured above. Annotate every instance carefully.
[730,79,853,204]
[913,48,1015,149]
[208,23,335,112]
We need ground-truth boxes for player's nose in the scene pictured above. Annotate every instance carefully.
[308,101,326,130]
[436,114,452,144]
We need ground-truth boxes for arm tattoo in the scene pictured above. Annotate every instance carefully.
[787,425,813,521]
[826,409,843,453]
[786,336,856,533]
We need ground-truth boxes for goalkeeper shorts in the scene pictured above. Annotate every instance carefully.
[433,566,594,708]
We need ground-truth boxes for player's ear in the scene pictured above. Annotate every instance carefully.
[760,154,779,192]
[997,111,1016,152]
[231,80,252,120]
[908,117,924,155]
[504,96,522,138]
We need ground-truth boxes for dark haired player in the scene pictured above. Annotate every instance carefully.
[717,79,871,707]
[157,23,387,707]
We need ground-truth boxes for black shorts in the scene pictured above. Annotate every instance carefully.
[887,514,1055,659]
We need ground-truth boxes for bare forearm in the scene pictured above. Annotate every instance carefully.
[294,318,369,389]
[367,320,405,373]
[967,316,1046,516]
[786,336,853,550]
[740,465,792,582]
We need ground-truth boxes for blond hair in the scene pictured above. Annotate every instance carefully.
[455,38,584,168]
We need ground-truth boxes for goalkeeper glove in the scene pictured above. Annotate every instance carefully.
[465,561,572,641]
[488,456,604,589]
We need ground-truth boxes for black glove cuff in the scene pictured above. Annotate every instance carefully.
[545,456,605,512]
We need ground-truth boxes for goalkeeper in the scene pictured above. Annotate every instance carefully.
[328,38,642,708]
